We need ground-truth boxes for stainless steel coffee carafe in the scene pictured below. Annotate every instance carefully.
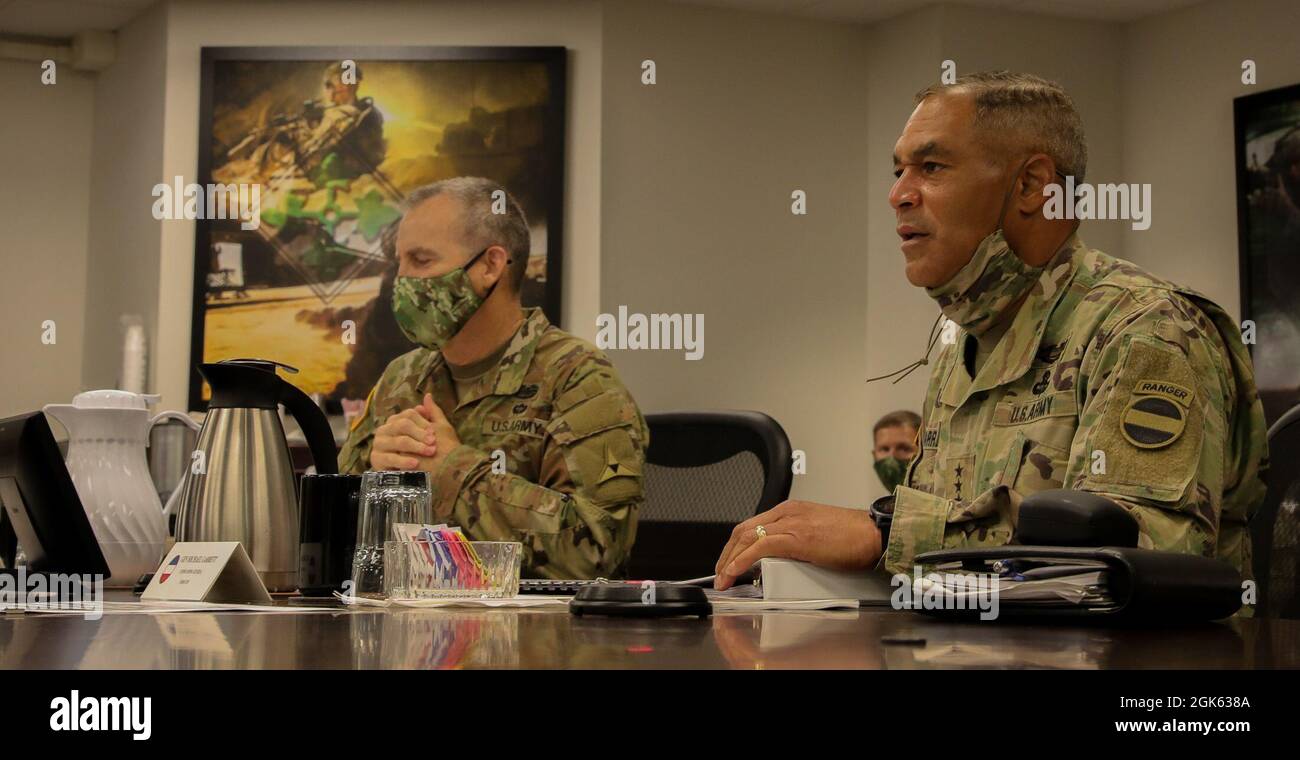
[174,359,338,591]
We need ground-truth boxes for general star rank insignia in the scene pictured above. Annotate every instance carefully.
[1121,379,1191,449]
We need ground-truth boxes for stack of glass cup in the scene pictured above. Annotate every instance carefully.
[349,470,522,600]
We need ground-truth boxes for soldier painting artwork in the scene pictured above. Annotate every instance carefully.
[189,48,566,411]
[1235,83,1300,423]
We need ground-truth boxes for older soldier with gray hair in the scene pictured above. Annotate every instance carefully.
[715,71,1267,591]
[339,177,648,579]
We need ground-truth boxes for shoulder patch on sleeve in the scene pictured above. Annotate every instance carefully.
[1120,394,1186,449]
[1085,334,1204,502]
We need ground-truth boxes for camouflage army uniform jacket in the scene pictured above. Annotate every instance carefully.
[885,234,1268,582]
[338,308,649,579]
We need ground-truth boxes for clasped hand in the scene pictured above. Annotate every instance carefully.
[368,392,461,472]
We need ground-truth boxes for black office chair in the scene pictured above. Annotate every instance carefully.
[628,411,792,580]
[1253,403,1300,618]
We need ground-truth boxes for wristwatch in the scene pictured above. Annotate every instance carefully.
[869,494,895,547]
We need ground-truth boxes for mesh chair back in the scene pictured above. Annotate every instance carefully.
[1254,404,1300,617]
[629,411,792,580]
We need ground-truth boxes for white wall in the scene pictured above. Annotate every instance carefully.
[600,0,872,506]
[81,2,169,392]
[0,59,94,417]
[863,6,946,503]
[1122,0,1300,319]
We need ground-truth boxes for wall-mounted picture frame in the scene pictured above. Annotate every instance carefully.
[189,45,566,412]
[1235,81,1300,424]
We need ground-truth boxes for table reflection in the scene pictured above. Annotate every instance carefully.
[0,603,1294,669]
[712,611,881,669]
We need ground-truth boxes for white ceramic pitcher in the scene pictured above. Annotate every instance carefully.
[43,390,199,586]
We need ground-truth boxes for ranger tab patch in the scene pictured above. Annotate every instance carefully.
[1133,380,1193,407]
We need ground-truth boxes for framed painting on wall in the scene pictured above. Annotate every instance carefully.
[1235,81,1300,423]
[189,45,566,411]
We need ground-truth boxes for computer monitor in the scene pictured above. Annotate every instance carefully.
[0,411,108,575]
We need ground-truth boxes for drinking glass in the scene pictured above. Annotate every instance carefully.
[349,471,432,598]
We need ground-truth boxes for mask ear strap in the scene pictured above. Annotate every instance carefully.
[465,246,516,299]
[993,155,1034,232]
[462,247,489,272]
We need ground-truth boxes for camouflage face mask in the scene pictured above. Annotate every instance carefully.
[392,248,489,350]
[874,455,908,494]
[925,229,1041,337]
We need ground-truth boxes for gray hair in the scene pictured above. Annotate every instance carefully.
[915,71,1088,183]
[402,176,530,288]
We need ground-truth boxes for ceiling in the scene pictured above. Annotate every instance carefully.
[670,0,1207,23]
[0,0,1207,40]
[0,0,155,38]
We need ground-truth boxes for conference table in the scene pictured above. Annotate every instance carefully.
[2,592,1297,669]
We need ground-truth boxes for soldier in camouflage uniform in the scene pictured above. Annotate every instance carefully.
[339,177,648,579]
[884,232,1266,579]
[714,72,1267,594]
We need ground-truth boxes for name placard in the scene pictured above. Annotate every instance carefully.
[141,542,272,604]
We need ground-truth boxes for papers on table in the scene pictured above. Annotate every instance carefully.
[704,583,857,611]
[335,587,858,612]
[335,591,570,609]
[922,559,1114,607]
[11,599,346,615]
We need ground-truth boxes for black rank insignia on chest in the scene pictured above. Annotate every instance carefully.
[1032,369,1051,395]
[1035,340,1066,365]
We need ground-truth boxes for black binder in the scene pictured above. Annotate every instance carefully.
[912,545,1244,621]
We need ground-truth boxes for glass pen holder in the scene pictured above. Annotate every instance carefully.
[382,540,523,599]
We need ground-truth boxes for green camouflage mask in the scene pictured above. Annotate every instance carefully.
[874,455,908,494]
[925,229,1041,337]
[392,248,488,350]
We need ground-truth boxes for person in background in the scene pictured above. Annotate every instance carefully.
[872,410,921,495]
